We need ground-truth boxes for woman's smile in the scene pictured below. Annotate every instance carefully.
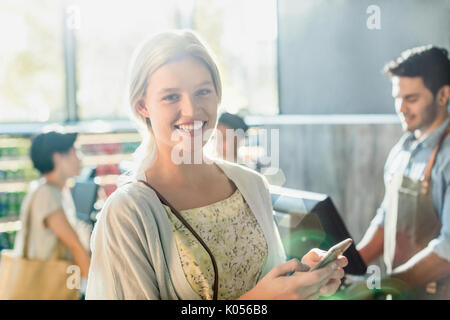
[174,120,208,137]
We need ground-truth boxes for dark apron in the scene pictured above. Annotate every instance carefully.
[383,123,450,300]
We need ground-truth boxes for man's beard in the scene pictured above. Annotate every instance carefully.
[405,99,439,133]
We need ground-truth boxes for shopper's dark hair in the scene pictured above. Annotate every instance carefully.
[383,45,450,96]
[30,131,78,174]
[218,112,249,132]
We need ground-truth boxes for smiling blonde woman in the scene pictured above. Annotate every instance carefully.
[85,30,347,300]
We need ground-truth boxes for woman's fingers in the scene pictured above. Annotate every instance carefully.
[336,255,348,268]
[329,267,345,281]
[313,262,339,283]
[266,256,347,300]
[268,258,302,278]
[304,291,321,300]
[301,248,327,267]
[300,278,342,300]
[320,279,342,297]
[290,264,335,295]
[302,249,349,272]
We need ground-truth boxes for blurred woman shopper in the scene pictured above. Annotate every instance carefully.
[11,131,90,298]
[86,30,347,300]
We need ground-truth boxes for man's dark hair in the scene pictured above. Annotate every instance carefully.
[30,131,78,174]
[383,45,450,97]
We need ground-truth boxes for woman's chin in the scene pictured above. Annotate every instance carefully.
[170,143,208,165]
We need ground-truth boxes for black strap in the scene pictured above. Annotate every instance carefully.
[138,180,219,300]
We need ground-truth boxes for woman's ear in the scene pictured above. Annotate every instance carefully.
[136,99,150,118]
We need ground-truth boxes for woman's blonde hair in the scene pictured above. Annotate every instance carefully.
[125,29,222,178]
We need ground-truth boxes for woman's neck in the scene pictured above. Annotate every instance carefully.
[44,171,66,190]
[146,145,214,188]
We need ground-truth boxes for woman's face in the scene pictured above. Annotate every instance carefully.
[138,56,219,157]
[54,147,81,178]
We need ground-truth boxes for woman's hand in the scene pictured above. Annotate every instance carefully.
[301,248,349,297]
[238,256,346,300]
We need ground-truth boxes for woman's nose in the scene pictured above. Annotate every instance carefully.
[180,95,196,117]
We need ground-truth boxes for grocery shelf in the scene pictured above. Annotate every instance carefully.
[0,157,31,168]
[0,127,141,244]
[77,132,141,145]
[0,218,21,233]
[81,153,133,166]
[0,217,20,223]
[94,174,119,186]
[0,181,29,192]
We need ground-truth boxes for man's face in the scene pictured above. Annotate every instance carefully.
[392,76,438,133]
[216,123,239,161]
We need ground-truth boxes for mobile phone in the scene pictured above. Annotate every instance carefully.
[309,238,353,272]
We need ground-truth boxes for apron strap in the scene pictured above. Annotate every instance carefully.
[138,179,219,300]
[421,122,450,194]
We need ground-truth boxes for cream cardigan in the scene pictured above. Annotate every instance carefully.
[85,158,286,300]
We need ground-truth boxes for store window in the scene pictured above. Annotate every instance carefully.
[75,0,279,120]
[0,0,66,123]
[0,0,279,124]
[74,0,179,120]
[193,0,279,116]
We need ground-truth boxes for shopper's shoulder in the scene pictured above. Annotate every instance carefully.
[32,180,61,200]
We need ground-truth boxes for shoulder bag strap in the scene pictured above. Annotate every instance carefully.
[138,179,219,300]
[22,185,39,259]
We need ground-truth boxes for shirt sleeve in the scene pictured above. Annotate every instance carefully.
[427,179,450,262]
[85,191,160,300]
[31,184,64,227]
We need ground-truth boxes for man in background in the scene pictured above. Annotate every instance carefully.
[356,45,450,299]
[215,112,249,163]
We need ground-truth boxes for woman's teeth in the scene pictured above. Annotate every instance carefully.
[175,121,205,132]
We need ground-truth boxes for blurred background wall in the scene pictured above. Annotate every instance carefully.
[278,0,450,114]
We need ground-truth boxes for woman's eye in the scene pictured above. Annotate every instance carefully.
[197,89,211,96]
[162,94,180,102]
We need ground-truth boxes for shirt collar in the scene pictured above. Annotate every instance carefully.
[419,117,450,148]
[401,117,450,151]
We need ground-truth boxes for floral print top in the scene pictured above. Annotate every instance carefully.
[163,188,268,300]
